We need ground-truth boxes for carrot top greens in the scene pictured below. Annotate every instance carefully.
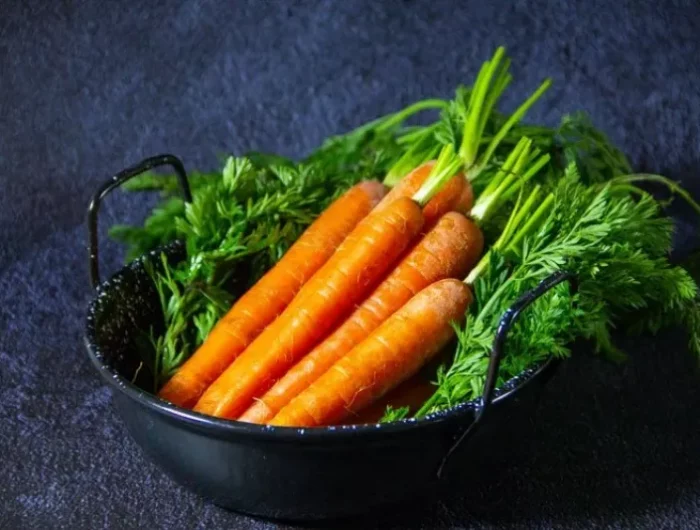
[407,164,700,419]
[110,47,699,414]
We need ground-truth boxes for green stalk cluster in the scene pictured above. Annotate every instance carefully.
[384,47,552,188]
[458,47,551,180]
[465,138,553,283]
[411,144,463,206]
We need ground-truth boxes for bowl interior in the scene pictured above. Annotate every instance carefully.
[86,242,187,391]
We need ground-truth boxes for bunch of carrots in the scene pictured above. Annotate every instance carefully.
[157,48,552,427]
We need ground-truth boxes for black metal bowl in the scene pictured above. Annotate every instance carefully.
[83,155,572,521]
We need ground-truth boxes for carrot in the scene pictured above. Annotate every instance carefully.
[270,139,554,427]
[422,173,471,224]
[157,180,386,408]
[456,179,475,214]
[378,161,473,225]
[376,162,434,210]
[239,211,483,424]
[342,374,436,425]
[270,278,473,427]
[193,196,426,418]
[345,347,453,425]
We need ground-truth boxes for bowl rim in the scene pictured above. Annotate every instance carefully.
[84,244,558,442]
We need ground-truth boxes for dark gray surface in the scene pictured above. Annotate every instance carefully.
[1,1,699,528]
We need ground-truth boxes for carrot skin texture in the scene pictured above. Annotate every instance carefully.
[280,166,464,317]
[193,197,425,418]
[347,349,452,425]
[342,375,436,425]
[376,162,435,211]
[421,174,470,227]
[378,161,470,226]
[157,180,387,408]
[456,178,475,214]
[239,212,483,424]
[271,278,473,427]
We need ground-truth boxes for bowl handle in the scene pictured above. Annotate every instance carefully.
[437,270,577,479]
[86,154,192,289]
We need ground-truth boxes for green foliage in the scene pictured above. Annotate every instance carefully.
[414,164,699,416]
[110,198,187,262]
[555,112,632,184]
[109,169,221,261]
[143,254,234,391]
[378,405,411,424]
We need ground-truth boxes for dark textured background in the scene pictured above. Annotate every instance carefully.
[1,1,699,528]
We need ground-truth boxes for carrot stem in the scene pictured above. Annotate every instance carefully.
[499,153,551,204]
[470,137,532,221]
[506,192,555,253]
[610,174,700,215]
[475,78,552,176]
[396,123,440,146]
[391,48,552,195]
[472,192,555,324]
[460,47,507,167]
[414,389,438,418]
[465,186,540,285]
[477,66,512,143]
[345,99,447,140]
[411,145,463,206]
[452,46,551,184]
[500,186,542,247]
[479,150,550,219]
[375,99,449,133]
[384,129,441,187]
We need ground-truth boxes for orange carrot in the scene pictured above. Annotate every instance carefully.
[422,173,471,225]
[158,180,386,408]
[456,179,475,214]
[193,196,426,418]
[377,161,472,225]
[270,278,473,427]
[269,139,553,427]
[239,212,483,424]
[342,374,436,425]
[375,162,435,210]
[346,347,453,425]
